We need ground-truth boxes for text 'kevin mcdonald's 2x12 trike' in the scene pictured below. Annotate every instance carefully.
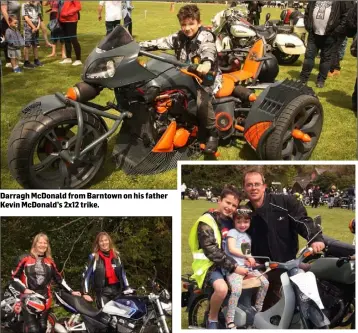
[8,26,323,189]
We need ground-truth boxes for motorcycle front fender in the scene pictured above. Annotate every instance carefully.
[274,34,306,54]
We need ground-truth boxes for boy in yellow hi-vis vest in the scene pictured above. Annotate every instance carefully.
[189,185,247,329]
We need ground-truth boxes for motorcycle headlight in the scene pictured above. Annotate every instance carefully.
[160,289,171,302]
[161,301,172,316]
[85,56,124,79]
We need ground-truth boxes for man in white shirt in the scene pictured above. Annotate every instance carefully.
[98,1,122,35]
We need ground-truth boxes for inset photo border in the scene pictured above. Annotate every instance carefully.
[179,163,355,330]
[1,216,172,333]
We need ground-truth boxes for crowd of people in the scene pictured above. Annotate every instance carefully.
[0,0,133,73]
[9,231,133,333]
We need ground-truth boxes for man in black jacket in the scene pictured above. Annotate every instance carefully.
[243,169,325,309]
[246,1,265,25]
[299,1,353,88]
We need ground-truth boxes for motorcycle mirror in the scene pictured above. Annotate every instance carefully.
[265,13,271,22]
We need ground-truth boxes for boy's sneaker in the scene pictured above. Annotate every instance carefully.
[13,67,22,73]
[23,61,35,69]
[5,62,12,68]
[59,58,72,64]
[34,59,44,67]
[72,60,82,66]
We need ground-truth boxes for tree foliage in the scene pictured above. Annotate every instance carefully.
[1,217,172,292]
[182,165,355,194]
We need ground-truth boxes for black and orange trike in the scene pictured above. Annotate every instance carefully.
[8,26,323,189]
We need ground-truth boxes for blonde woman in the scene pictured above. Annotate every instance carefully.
[11,233,81,333]
[82,232,133,308]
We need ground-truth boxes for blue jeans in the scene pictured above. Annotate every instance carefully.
[300,33,336,83]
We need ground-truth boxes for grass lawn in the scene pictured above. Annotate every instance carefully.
[1,3,357,189]
[181,199,355,328]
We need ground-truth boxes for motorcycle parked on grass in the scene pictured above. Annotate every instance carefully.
[211,9,306,64]
[53,269,171,333]
[204,187,217,203]
[188,188,199,200]
[8,25,323,189]
[182,221,355,329]
[1,284,57,333]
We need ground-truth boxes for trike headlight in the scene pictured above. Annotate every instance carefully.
[85,56,124,79]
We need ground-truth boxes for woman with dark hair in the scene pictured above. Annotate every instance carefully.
[82,232,133,308]
[11,233,81,333]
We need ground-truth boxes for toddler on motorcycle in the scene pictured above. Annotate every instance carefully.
[139,4,221,154]
[224,206,269,329]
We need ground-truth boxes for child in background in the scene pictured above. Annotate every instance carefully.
[5,15,25,73]
[224,206,269,329]
[44,0,65,58]
[22,0,43,68]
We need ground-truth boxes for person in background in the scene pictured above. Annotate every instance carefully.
[58,0,82,66]
[5,15,24,72]
[328,36,348,77]
[122,0,133,35]
[299,1,353,88]
[82,232,133,308]
[181,182,187,200]
[1,0,21,68]
[22,0,43,68]
[246,1,265,25]
[311,185,321,208]
[328,185,336,209]
[344,2,357,112]
[98,1,122,35]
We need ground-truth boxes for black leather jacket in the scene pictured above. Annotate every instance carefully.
[247,193,324,263]
[304,1,354,36]
[197,210,238,273]
[82,251,130,294]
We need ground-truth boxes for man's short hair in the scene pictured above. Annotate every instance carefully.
[177,4,201,22]
[242,168,266,187]
[220,184,241,202]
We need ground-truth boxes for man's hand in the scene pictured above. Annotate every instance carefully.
[311,241,325,253]
[98,15,102,21]
[196,61,211,75]
[235,266,248,276]
[83,294,93,302]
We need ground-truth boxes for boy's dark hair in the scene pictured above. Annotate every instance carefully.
[8,15,17,23]
[177,4,201,22]
[242,167,266,187]
[220,184,241,202]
